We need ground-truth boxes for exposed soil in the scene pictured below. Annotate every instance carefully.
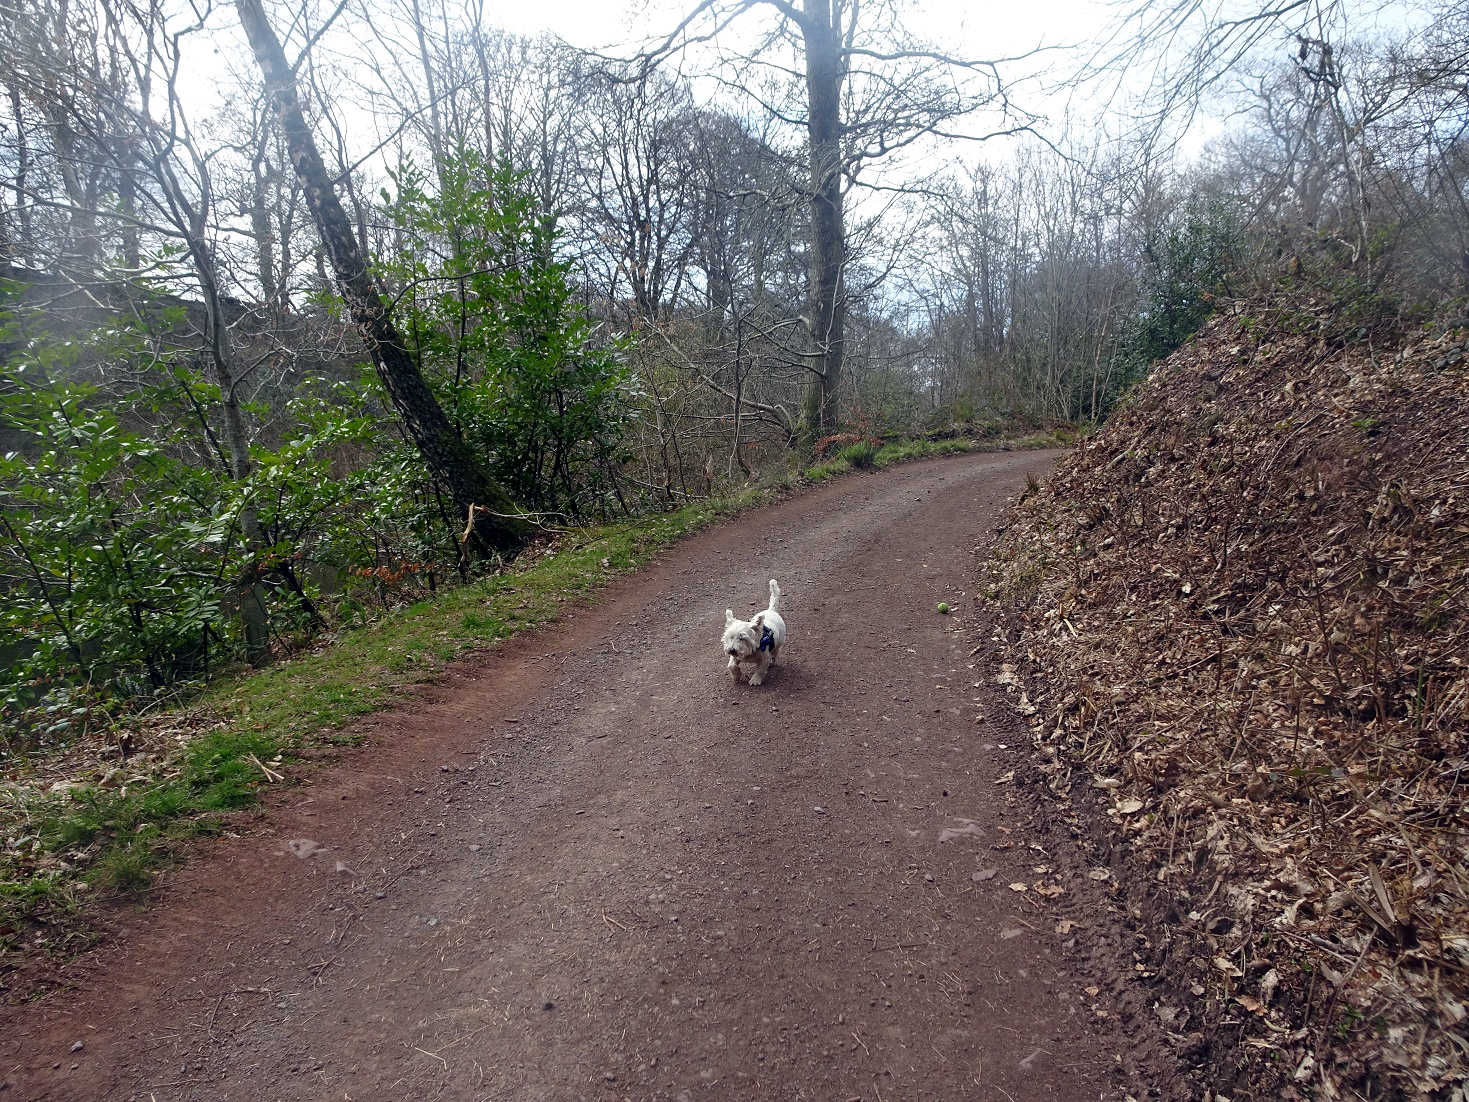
[1,451,1188,1101]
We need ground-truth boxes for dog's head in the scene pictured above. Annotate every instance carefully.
[722,609,765,660]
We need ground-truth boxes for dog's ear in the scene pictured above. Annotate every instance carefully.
[724,608,735,625]
[751,612,764,629]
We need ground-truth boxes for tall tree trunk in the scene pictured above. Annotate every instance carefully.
[116,158,140,271]
[134,107,274,662]
[249,127,278,309]
[410,0,447,168]
[799,0,846,438]
[161,159,273,665]
[206,293,272,665]
[43,105,96,269]
[8,84,32,258]
[235,0,529,557]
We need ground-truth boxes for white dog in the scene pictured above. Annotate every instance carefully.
[722,579,786,686]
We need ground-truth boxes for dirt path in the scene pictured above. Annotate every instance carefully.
[3,451,1182,1101]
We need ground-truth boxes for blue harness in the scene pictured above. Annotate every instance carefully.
[759,626,775,652]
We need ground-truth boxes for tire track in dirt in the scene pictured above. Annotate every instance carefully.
[3,450,1181,1100]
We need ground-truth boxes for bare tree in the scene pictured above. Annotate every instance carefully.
[631,0,1040,436]
[578,70,699,322]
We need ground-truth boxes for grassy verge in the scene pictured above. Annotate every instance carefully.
[805,429,1068,482]
[0,497,740,957]
[0,429,1069,960]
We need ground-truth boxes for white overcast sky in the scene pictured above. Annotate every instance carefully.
[487,0,1108,56]
[424,0,1149,173]
[181,0,1433,202]
[479,0,1431,115]
[404,0,1429,167]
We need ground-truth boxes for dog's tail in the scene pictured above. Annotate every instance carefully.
[767,578,781,613]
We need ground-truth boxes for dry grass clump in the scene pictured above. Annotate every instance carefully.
[987,298,1467,1098]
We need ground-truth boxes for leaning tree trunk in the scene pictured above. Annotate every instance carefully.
[235,0,529,557]
[799,0,847,439]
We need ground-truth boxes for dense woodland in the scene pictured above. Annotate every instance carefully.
[0,0,1465,740]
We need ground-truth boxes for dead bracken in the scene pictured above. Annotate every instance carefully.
[987,297,1468,1098]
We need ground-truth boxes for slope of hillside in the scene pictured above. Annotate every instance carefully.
[987,298,1467,1098]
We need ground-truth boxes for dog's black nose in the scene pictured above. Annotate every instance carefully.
[728,648,738,656]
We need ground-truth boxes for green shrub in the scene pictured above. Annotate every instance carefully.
[1095,197,1245,416]
[837,440,878,468]
[0,151,633,741]
[379,153,628,519]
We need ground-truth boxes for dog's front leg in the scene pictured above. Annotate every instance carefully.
[727,655,742,682]
[749,653,771,686]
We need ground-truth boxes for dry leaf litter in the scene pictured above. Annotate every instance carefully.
[985,300,1468,1099]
